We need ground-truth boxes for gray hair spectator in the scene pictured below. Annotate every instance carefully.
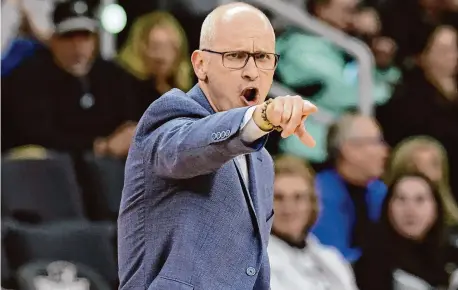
[275,0,398,165]
[310,113,388,263]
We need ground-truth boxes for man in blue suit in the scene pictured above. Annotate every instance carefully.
[118,2,317,290]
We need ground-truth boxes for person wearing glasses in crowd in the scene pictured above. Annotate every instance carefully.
[269,155,358,290]
[311,113,389,263]
[118,2,318,290]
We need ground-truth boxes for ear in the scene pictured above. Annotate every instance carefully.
[191,50,208,81]
[339,142,350,159]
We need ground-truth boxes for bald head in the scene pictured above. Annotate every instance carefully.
[199,2,274,49]
[328,113,377,150]
[191,2,276,113]
[327,113,388,181]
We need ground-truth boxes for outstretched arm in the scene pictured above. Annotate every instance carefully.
[138,91,317,179]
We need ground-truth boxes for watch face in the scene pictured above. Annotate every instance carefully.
[80,93,95,109]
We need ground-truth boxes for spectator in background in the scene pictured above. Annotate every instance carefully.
[117,11,192,120]
[378,0,458,68]
[311,113,388,263]
[275,0,359,163]
[386,136,458,228]
[2,0,136,158]
[275,0,398,164]
[344,10,401,105]
[377,25,458,202]
[269,155,359,290]
[354,172,458,290]
[1,0,53,76]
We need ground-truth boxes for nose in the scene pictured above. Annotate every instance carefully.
[241,56,259,81]
[405,200,418,213]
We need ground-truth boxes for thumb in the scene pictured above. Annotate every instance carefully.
[295,118,316,147]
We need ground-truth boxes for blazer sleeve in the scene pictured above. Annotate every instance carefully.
[136,90,268,179]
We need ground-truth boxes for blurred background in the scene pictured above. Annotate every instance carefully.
[1,0,457,289]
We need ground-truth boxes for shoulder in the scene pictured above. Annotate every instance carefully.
[3,48,49,80]
[316,169,339,181]
[149,88,210,117]
[135,88,210,136]
[308,234,344,260]
[308,234,357,283]
[315,169,342,192]
[91,58,131,79]
[368,179,388,199]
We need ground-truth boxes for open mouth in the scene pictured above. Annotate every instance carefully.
[241,87,259,105]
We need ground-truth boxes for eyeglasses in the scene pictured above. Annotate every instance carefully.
[202,49,280,70]
[348,136,386,146]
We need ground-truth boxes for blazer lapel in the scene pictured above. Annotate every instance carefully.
[232,157,260,232]
[246,153,263,218]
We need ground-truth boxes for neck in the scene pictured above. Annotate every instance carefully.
[272,230,307,249]
[198,80,219,112]
[336,161,370,187]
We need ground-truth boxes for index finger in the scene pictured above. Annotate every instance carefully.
[295,119,316,147]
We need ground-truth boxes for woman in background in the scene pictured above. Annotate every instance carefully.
[117,11,192,120]
[355,172,458,290]
[385,136,458,227]
[376,25,458,200]
[268,155,358,290]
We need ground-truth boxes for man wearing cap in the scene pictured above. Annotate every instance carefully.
[2,0,136,158]
[2,0,137,219]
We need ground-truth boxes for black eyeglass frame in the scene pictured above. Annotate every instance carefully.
[201,49,280,70]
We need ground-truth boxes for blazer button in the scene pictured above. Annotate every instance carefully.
[246,267,256,276]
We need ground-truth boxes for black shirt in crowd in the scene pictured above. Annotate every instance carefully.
[124,74,162,121]
[2,48,137,153]
[344,181,372,250]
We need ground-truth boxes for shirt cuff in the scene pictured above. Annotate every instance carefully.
[240,106,270,144]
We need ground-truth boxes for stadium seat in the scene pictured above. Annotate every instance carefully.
[3,220,117,287]
[1,157,85,223]
[84,153,125,220]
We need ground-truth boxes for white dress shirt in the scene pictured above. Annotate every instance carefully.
[236,106,269,185]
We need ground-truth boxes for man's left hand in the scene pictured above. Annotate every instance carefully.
[106,122,137,158]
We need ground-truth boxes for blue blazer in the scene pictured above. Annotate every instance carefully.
[118,85,275,290]
[310,169,387,262]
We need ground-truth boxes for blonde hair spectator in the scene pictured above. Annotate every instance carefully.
[274,155,318,228]
[386,136,458,226]
[117,11,192,92]
[269,155,359,290]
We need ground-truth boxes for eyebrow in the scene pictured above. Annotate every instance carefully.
[220,49,273,53]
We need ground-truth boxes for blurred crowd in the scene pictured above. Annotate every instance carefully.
[1,0,458,289]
